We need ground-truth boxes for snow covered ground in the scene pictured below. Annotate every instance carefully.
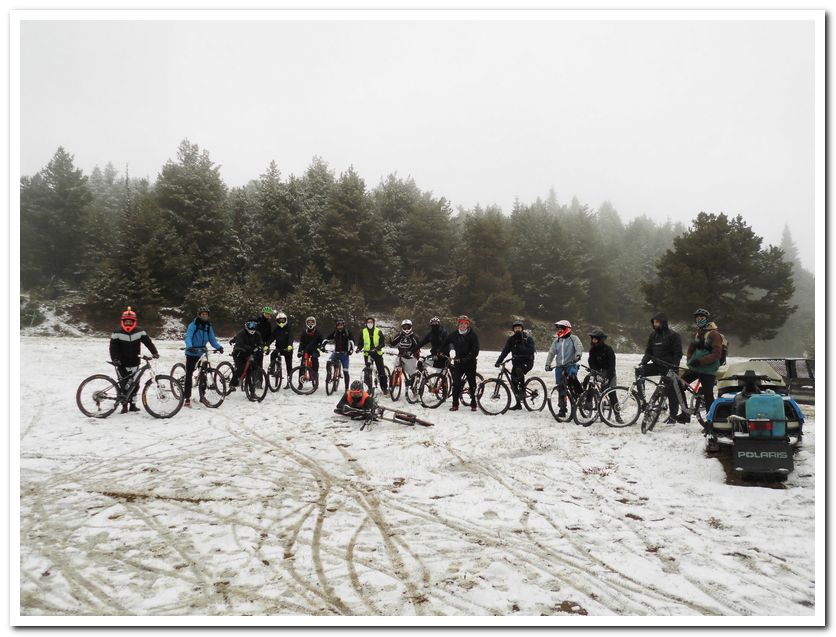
[16,337,819,621]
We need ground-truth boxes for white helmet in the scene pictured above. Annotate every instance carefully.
[401,319,413,334]
[305,316,316,328]
[277,311,287,322]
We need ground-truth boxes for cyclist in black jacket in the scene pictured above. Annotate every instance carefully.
[637,312,683,423]
[270,311,294,388]
[447,314,480,412]
[298,316,324,379]
[417,316,450,370]
[254,306,276,371]
[587,328,622,423]
[323,318,355,392]
[109,306,159,413]
[495,320,535,410]
[229,318,264,390]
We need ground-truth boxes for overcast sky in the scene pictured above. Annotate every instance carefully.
[19,15,817,269]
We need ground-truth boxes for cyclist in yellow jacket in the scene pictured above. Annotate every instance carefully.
[356,316,389,394]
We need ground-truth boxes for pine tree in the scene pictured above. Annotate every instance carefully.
[642,212,796,344]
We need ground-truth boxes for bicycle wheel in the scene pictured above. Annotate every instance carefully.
[460,372,484,407]
[689,392,707,426]
[573,387,600,427]
[142,375,184,418]
[641,392,665,434]
[477,379,511,415]
[523,377,547,412]
[404,374,420,404]
[170,362,186,384]
[216,361,235,396]
[389,368,403,401]
[419,373,449,409]
[199,369,226,408]
[266,359,283,393]
[245,369,269,402]
[325,361,339,396]
[547,386,575,423]
[76,374,121,418]
[289,366,318,395]
[599,387,640,428]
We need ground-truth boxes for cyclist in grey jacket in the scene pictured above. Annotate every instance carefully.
[544,320,583,417]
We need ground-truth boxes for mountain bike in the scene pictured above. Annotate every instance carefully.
[170,348,227,408]
[546,364,587,423]
[573,368,615,427]
[228,350,268,402]
[322,341,350,396]
[76,355,184,419]
[639,359,707,434]
[418,354,482,409]
[359,352,391,396]
[477,359,547,415]
[598,369,660,428]
[265,347,285,393]
[290,352,319,395]
[388,353,421,404]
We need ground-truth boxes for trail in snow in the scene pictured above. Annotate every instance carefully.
[18,337,816,616]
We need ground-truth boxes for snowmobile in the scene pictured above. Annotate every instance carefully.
[704,361,805,477]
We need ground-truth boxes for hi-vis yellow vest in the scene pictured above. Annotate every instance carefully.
[361,327,381,352]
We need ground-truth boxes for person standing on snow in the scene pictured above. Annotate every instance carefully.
[270,311,294,388]
[495,320,536,411]
[447,315,480,412]
[677,308,724,422]
[586,327,621,423]
[254,306,276,372]
[545,320,583,418]
[110,306,159,413]
[229,318,264,390]
[323,318,355,392]
[637,311,683,423]
[390,319,422,388]
[417,316,450,371]
[297,316,324,382]
[182,305,223,407]
[357,316,389,394]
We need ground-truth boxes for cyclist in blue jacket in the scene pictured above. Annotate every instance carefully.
[183,306,223,407]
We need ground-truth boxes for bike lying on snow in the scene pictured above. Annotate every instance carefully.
[76,355,184,419]
[335,395,434,431]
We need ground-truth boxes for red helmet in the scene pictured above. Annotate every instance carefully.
[456,314,471,326]
[121,306,137,333]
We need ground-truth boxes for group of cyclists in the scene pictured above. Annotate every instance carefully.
[110,303,726,422]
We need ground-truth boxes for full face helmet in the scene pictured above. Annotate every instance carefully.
[305,316,317,330]
[245,318,258,334]
[401,319,413,335]
[276,312,288,326]
[554,320,572,338]
[121,307,137,333]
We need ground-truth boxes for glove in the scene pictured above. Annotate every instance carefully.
[152,353,160,359]
[218,347,224,354]
[495,361,502,368]
[574,355,582,362]
[263,346,270,353]
[285,345,293,352]
[112,359,121,367]
[375,349,382,356]
[297,352,302,358]
[545,365,552,372]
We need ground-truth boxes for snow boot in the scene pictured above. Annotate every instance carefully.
[184,398,192,408]
[470,403,477,412]
[128,402,140,412]
[120,403,129,414]
[449,404,459,412]
[509,402,523,411]
[200,396,211,407]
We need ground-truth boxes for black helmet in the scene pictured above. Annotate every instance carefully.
[349,380,364,397]
[693,308,711,318]
[512,319,524,329]
[588,328,608,340]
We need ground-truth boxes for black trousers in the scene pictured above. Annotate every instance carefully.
[451,359,478,406]
[363,352,388,390]
[511,359,533,397]
[680,370,716,413]
[116,365,139,402]
[271,349,294,376]
[184,355,200,399]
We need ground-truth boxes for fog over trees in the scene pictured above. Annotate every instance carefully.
[19,141,813,355]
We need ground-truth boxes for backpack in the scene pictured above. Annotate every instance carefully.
[711,330,729,366]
